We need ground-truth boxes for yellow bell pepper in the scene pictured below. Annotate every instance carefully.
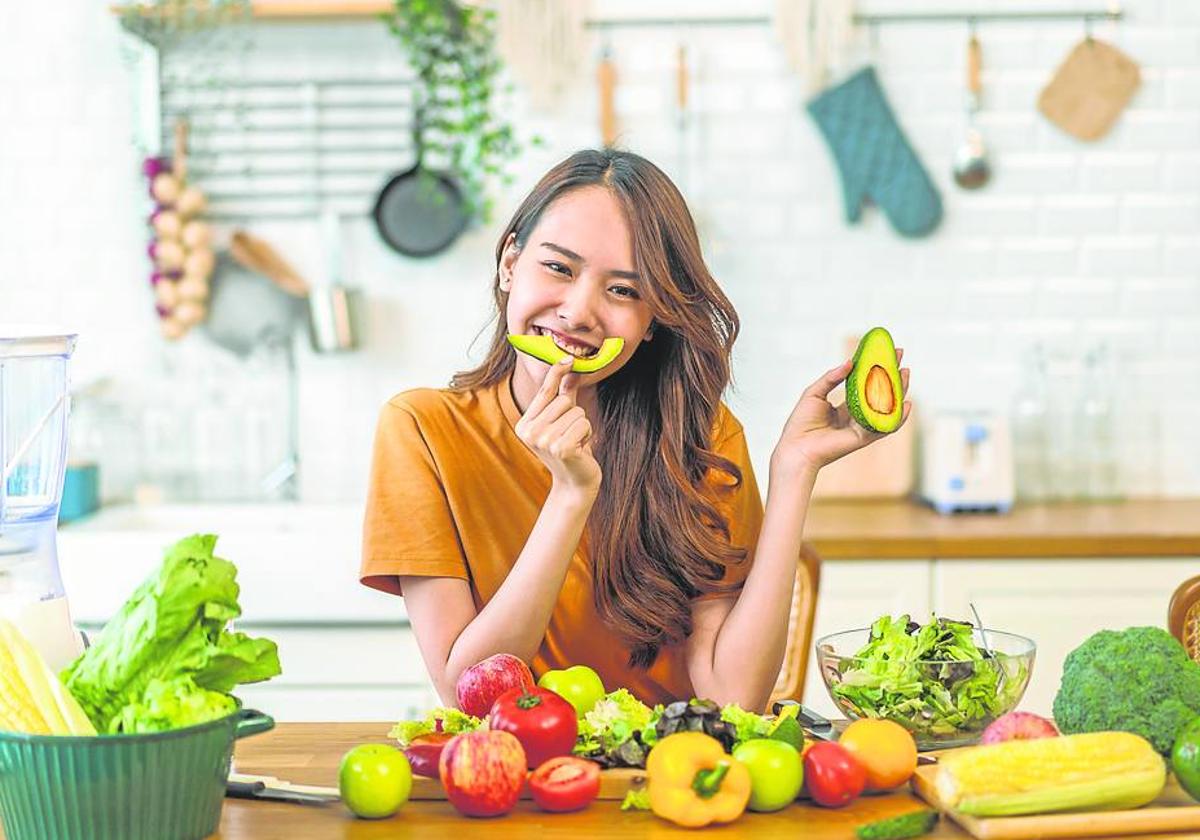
[647,732,752,828]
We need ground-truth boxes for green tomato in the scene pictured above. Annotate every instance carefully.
[1172,717,1200,801]
[732,738,804,813]
[338,743,413,819]
[537,665,606,718]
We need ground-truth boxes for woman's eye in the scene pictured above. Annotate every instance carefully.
[543,261,571,276]
[610,285,640,300]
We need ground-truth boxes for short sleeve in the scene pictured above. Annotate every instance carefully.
[693,409,764,601]
[360,398,469,596]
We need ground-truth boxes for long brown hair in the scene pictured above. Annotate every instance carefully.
[453,149,746,668]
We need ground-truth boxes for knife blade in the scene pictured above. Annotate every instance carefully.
[226,779,339,805]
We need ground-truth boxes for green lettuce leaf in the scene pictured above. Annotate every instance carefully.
[389,707,483,746]
[720,703,773,745]
[61,534,281,733]
[576,688,655,755]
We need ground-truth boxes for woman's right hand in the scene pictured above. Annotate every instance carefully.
[514,356,601,497]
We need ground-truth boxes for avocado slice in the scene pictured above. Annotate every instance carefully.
[845,327,903,433]
[506,334,625,374]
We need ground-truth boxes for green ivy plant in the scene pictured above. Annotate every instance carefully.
[383,0,527,223]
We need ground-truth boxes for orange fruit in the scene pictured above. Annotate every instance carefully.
[837,719,918,791]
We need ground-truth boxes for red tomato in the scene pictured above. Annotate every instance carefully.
[803,741,867,808]
[488,687,578,768]
[403,732,453,778]
[527,756,601,812]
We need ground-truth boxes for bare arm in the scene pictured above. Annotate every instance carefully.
[400,486,594,703]
[401,358,600,704]
[687,355,911,711]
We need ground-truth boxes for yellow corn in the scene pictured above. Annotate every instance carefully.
[0,619,95,736]
[0,625,50,735]
[936,731,1166,817]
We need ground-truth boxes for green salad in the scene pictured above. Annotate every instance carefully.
[829,614,1027,738]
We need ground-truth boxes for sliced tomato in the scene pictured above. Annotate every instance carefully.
[527,756,601,813]
[403,732,454,778]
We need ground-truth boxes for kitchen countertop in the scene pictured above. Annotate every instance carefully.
[217,722,964,839]
[804,499,1200,559]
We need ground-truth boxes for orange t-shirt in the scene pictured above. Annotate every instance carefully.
[360,374,764,706]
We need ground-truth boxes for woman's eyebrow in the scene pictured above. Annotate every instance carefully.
[540,241,640,281]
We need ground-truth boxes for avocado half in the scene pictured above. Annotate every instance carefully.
[845,327,903,433]
[506,334,625,374]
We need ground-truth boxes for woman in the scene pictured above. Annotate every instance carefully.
[361,148,909,712]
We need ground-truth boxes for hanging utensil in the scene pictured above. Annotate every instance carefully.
[372,100,468,258]
[308,212,363,353]
[597,44,618,147]
[953,28,991,190]
[204,230,305,357]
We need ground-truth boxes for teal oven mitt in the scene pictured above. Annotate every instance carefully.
[807,66,943,238]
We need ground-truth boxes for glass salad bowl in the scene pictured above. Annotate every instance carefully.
[815,622,1036,750]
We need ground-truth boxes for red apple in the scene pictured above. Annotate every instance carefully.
[455,653,535,718]
[980,711,1059,745]
[439,730,527,817]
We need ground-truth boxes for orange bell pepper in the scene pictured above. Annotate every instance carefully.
[647,732,752,828]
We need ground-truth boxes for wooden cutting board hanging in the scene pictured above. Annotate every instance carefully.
[1037,38,1141,142]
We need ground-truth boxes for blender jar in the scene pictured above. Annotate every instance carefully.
[0,327,83,670]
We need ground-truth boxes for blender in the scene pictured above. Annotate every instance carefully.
[0,327,84,670]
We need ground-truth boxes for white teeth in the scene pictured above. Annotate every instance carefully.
[535,327,598,358]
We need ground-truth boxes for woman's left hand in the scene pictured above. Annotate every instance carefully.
[771,349,911,478]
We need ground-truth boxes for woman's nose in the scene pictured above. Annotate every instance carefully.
[556,279,601,332]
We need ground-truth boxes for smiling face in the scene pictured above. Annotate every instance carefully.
[500,186,655,391]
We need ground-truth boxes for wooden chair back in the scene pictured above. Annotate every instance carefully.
[768,542,823,709]
[1169,575,1200,663]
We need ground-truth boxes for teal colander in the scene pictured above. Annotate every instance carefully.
[0,706,273,840]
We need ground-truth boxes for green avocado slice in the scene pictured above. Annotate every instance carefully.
[506,334,625,374]
[845,327,903,433]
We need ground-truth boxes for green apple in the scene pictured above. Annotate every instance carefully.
[537,665,605,718]
[338,743,413,819]
[732,738,803,812]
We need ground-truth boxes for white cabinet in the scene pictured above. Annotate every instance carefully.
[933,558,1198,716]
[802,560,932,718]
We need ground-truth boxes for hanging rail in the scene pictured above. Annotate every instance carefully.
[112,3,1125,35]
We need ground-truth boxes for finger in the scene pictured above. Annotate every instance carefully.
[545,405,586,439]
[534,394,580,430]
[524,356,575,418]
[559,370,580,398]
[560,413,593,448]
[802,358,853,401]
[900,367,910,395]
[896,347,904,364]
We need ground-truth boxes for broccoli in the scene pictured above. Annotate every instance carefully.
[1052,626,1200,755]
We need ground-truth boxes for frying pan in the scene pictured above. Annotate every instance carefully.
[372,117,469,258]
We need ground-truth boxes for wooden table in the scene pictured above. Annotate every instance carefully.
[804,499,1200,559]
[214,722,964,839]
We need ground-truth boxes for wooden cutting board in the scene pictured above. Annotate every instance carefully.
[411,767,646,801]
[911,764,1200,839]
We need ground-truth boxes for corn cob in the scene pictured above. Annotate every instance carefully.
[0,619,96,736]
[936,731,1165,817]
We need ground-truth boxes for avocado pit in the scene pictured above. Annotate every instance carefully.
[865,365,895,414]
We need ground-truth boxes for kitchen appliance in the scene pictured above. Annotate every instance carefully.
[919,411,1014,514]
[0,327,85,670]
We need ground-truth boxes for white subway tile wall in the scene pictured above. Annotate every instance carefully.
[2,0,1197,501]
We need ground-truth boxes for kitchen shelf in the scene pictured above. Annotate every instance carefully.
[112,2,1125,36]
